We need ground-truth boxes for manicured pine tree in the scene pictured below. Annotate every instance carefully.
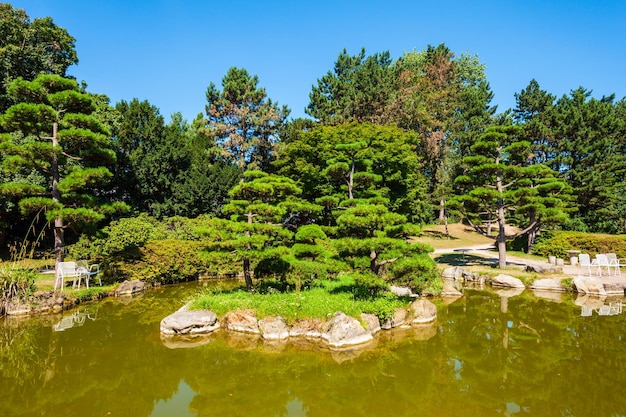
[0,74,127,263]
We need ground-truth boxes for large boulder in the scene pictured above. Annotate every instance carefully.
[289,318,324,339]
[381,308,408,330]
[573,277,607,296]
[160,310,220,335]
[115,280,146,296]
[223,310,260,334]
[410,299,437,324]
[259,316,290,340]
[321,312,373,348]
[441,266,465,280]
[491,274,525,289]
[360,313,381,334]
[530,278,565,292]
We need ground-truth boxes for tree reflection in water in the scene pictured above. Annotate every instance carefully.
[0,282,625,417]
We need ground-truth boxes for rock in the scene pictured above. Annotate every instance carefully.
[223,310,260,334]
[360,313,381,334]
[289,318,324,338]
[462,271,484,284]
[526,264,563,274]
[381,308,408,330]
[321,312,373,348]
[115,280,146,296]
[259,316,289,340]
[441,266,465,280]
[573,277,606,296]
[160,310,220,336]
[531,278,565,292]
[389,285,413,297]
[409,299,437,324]
[491,274,525,288]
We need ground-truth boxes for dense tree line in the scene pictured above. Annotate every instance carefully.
[1,3,625,278]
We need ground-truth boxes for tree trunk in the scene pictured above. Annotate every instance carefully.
[496,167,507,269]
[51,121,65,264]
[243,256,253,291]
[526,212,537,254]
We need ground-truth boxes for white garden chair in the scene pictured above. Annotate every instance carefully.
[595,254,611,276]
[578,254,594,277]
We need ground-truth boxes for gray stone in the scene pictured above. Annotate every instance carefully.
[160,310,220,335]
[573,277,606,296]
[410,299,437,324]
[526,264,563,274]
[321,312,373,348]
[223,310,260,334]
[389,285,413,297]
[381,308,408,330]
[491,274,525,288]
[442,266,465,280]
[360,313,381,334]
[531,278,566,292]
[289,318,324,338]
[259,316,290,340]
[115,280,146,296]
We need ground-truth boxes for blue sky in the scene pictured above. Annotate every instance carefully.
[12,0,626,122]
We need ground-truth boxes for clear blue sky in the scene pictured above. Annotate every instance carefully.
[11,0,626,122]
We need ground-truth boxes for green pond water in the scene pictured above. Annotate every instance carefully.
[1,282,626,417]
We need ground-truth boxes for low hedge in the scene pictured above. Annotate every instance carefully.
[532,231,626,258]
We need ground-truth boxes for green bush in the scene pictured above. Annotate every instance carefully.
[532,231,626,258]
[112,239,209,283]
[0,267,37,314]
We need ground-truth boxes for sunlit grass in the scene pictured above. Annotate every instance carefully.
[189,275,409,323]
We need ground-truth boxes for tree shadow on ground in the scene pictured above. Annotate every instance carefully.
[421,230,459,240]
[434,253,498,267]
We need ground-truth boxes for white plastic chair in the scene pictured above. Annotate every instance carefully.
[606,253,624,276]
[595,254,611,276]
[578,254,593,276]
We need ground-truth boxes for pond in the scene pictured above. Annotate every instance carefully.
[1,282,626,417]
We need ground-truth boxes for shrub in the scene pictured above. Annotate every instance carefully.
[112,239,208,283]
[0,266,37,314]
[532,231,626,258]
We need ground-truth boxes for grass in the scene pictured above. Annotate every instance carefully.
[189,275,409,323]
[416,223,493,250]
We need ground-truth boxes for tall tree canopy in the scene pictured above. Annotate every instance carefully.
[0,3,77,112]
[0,74,126,262]
[306,48,394,125]
[202,67,289,171]
[453,125,571,267]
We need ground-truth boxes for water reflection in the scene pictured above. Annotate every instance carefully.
[1,283,626,417]
[53,306,99,331]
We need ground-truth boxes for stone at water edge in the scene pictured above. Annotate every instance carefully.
[259,316,290,340]
[321,312,374,348]
[381,308,408,330]
[491,274,525,289]
[160,310,220,335]
[223,310,260,334]
[410,299,437,324]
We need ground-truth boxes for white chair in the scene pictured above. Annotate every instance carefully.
[54,261,80,290]
[606,253,624,276]
[595,254,611,276]
[578,254,593,276]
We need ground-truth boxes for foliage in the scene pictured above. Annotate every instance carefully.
[202,67,289,170]
[306,48,394,125]
[0,3,78,112]
[0,266,37,313]
[112,239,208,283]
[531,230,626,258]
[275,122,431,223]
[0,73,128,262]
[190,274,409,323]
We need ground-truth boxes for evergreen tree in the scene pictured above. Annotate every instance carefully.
[203,67,289,170]
[452,125,571,267]
[0,74,127,262]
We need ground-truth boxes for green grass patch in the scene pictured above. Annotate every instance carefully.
[189,275,410,323]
